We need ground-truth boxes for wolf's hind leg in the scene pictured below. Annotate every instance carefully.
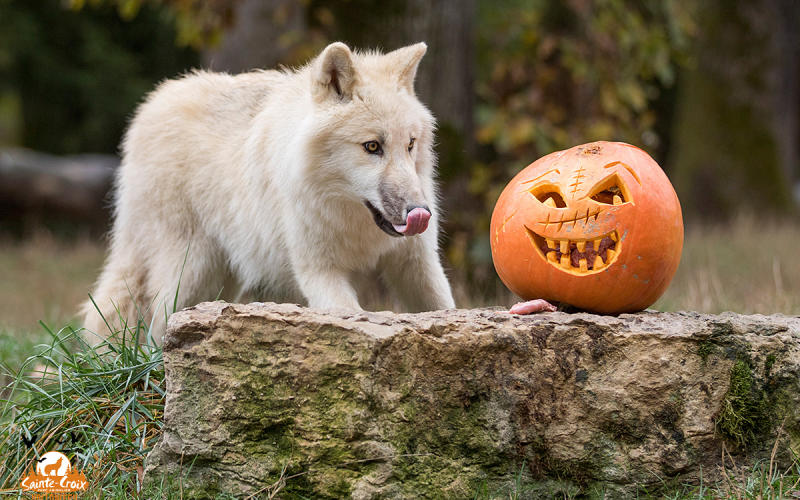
[140,236,227,343]
[82,247,150,345]
[84,236,225,345]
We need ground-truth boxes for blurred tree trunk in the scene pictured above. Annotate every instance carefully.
[203,0,475,162]
[668,0,797,218]
[768,0,800,197]
[318,0,476,290]
[202,0,309,73]
[325,0,476,158]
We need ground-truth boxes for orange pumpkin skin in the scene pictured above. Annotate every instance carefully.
[490,141,683,313]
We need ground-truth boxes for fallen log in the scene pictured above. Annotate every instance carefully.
[0,148,118,232]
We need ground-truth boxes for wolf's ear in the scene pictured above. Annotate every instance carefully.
[387,42,427,94]
[313,42,356,102]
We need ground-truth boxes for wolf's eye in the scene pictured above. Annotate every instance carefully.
[363,141,383,155]
[408,138,416,152]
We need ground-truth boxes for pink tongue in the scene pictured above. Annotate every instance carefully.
[393,207,431,236]
[509,299,557,315]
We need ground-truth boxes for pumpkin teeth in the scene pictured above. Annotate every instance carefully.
[525,228,621,275]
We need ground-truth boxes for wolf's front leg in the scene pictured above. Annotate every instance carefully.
[293,262,361,310]
[381,233,455,312]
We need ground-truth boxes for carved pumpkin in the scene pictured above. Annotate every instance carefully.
[490,141,683,313]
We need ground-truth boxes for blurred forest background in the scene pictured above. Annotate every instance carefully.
[0,0,799,337]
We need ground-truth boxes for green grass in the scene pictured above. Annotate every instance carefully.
[0,317,165,498]
[468,452,800,499]
[0,328,49,392]
[641,452,800,499]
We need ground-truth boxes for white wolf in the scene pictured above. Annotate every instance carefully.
[84,41,456,343]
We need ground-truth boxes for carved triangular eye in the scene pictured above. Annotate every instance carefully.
[539,192,566,208]
[591,186,624,205]
[588,173,630,205]
[528,184,567,208]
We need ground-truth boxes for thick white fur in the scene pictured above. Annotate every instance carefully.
[83,42,455,343]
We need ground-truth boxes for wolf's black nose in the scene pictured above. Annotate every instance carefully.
[406,205,431,218]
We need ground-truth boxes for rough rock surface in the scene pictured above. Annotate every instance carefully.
[144,302,800,498]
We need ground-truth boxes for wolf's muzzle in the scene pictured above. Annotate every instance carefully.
[364,202,431,237]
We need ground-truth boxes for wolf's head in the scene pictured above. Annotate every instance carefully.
[306,42,437,237]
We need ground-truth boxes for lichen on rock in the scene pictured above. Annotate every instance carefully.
[144,303,800,498]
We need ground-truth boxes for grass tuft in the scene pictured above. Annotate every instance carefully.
[0,316,165,497]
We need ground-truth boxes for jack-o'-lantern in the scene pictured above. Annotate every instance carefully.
[490,141,683,313]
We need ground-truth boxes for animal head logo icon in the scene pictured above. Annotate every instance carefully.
[36,452,72,477]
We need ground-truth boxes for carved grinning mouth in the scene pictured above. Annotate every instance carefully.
[524,226,621,274]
